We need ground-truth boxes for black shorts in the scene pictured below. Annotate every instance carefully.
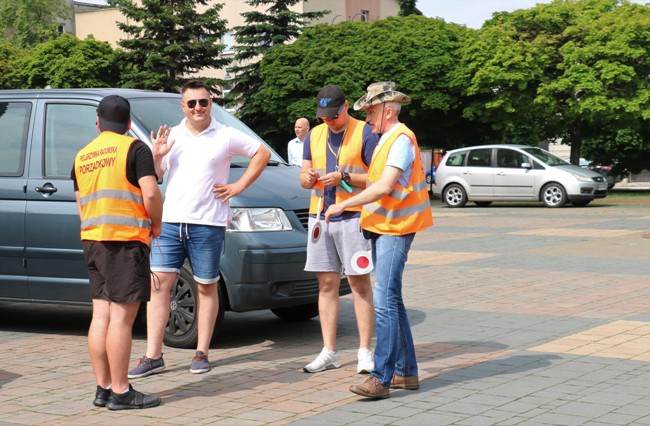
[82,240,151,303]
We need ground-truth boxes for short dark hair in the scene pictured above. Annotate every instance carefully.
[181,79,209,94]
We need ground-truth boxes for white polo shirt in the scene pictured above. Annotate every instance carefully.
[161,117,261,226]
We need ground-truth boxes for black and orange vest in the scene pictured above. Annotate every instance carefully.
[75,132,150,244]
[308,117,367,215]
[360,124,433,235]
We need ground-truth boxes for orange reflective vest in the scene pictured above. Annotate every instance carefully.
[360,124,433,235]
[308,117,367,215]
[75,132,150,244]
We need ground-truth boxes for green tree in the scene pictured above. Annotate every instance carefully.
[0,0,69,48]
[459,0,650,173]
[0,41,24,89]
[15,33,120,88]
[398,0,418,16]
[251,15,475,152]
[228,0,327,126]
[107,0,230,92]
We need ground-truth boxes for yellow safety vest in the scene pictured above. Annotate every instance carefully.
[74,132,150,244]
[308,117,367,215]
[360,124,433,235]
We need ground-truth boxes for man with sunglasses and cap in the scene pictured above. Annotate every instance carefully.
[300,84,379,374]
[128,80,271,378]
[73,95,163,409]
[325,82,433,399]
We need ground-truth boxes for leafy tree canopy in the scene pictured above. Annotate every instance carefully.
[397,0,418,16]
[107,0,230,92]
[0,0,69,48]
[0,41,24,89]
[228,0,327,126]
[252,15,474,152]
[14,33,120,88]
[458,0,650,173]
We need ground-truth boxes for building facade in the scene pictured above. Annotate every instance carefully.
[73,0,401,81]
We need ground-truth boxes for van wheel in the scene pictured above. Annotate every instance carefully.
[163,262,225,349]
[271,303,319,321]
[541,183,567,208]
[474,201,492,207]
[443,184,467,208]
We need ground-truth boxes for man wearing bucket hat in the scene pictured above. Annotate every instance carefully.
[299,84,379,374]
[325,81,433,399]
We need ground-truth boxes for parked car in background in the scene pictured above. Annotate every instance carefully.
[425,166,436,184]
[433,144,608,208]
[0,88,350,349]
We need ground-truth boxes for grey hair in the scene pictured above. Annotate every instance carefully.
[386,101,401,115]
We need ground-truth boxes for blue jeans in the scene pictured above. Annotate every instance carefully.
[370,233,417,387]
[150,222,225,283]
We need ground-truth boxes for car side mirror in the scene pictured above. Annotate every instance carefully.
[521,162,532,169]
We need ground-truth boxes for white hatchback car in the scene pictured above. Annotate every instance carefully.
[432,144,608,208]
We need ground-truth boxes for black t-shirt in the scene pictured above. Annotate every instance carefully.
[71,139,156,190]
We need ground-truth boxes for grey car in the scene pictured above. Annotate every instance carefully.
[0,88,349,348]
[432,144,608,208]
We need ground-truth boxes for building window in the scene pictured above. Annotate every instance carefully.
[57,24,65,34]
[360,10,369,22]
[222,31,234,54]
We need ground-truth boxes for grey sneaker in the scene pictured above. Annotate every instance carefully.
[106,384,161,410]
[190,351,210,374]
[128,355,165,379]
[303,348,341,373]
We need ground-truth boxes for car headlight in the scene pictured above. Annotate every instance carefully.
[571,173,593,182]
[228,208,293,232]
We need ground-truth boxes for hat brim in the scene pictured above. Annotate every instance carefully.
[316,106,341,118]
[353,91,411,111]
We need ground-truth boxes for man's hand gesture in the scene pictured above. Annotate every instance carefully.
[151,125,174,158]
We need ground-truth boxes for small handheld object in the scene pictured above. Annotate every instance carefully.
[310,196,323,243]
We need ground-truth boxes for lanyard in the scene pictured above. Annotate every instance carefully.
[326,124,349,170]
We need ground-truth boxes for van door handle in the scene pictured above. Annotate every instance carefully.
[35,185,58,194]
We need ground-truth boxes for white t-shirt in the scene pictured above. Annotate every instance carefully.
[287,137,305,166]
[161,117,261,226]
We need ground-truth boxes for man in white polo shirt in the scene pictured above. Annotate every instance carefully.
[128,80,271,378]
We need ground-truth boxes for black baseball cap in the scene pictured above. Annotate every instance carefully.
[97,95,130,134]
[316,85,346,118]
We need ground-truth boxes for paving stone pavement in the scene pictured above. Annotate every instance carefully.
[1,196,649,425]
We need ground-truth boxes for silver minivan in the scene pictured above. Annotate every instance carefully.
[432,144,608,208]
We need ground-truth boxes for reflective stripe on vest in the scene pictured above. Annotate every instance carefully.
[75,132,150,244]
[360,124,433,236]
[308,117,368,215]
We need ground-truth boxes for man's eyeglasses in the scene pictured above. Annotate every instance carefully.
[185,98,209,109]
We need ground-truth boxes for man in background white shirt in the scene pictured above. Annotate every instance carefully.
[287,117,310,166]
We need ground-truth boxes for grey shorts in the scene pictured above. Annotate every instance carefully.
[305,217,372,276]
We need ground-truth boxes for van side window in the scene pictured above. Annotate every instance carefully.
[445,150,467,167]
[44,104,98,178]
[0,102,31,176]
[467,148,492,167]
[497,149,525,168]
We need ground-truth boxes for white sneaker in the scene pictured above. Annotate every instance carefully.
[303,348,341,373]
[357,347,374,374]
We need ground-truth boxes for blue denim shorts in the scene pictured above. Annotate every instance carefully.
[150,222,225,284]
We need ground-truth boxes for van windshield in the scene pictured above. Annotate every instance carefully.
[520,147,568,166]
[129,96,285,165]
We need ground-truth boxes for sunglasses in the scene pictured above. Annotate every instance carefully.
[185,98,209,109]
